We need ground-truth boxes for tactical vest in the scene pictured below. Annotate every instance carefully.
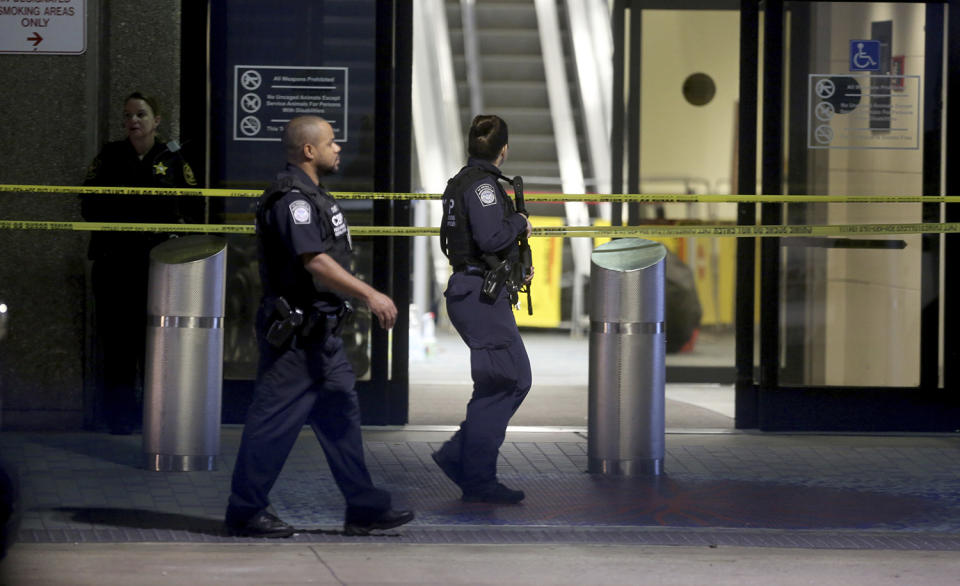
[440,165,516,268]
[257,174,353,303]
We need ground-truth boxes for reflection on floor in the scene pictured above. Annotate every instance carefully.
[409,329,735,430]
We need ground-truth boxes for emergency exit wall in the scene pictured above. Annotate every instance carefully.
[0,1,185,429]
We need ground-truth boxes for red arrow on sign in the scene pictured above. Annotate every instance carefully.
[27,33,43,47]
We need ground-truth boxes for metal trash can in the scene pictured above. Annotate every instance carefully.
[143,235,227,471]
[588,238,666,476]
[0,300,7,430]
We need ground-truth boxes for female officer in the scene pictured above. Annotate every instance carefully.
[432,115,534,503]
[81,91,203,434]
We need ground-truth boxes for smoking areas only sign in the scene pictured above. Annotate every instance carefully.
[233,65,348,142]
[0,0,86,54]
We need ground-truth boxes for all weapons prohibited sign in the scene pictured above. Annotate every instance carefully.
[0,0,86,54]
[807,73,920,150]
[233,65,348,142]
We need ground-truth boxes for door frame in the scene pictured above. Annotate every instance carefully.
[611,0,742,385]
[182,0,413,426]
[736,0,960,431]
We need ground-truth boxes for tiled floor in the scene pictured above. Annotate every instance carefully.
[3,427,960,550]
[3,330,959,551]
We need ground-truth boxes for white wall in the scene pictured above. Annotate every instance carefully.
[641,10,741,223]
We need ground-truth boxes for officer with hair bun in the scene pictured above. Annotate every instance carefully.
[432,114,534,504]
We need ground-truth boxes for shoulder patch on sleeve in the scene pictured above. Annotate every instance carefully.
[85,160,100,182]
[289,199,311,224]
[475,183,497,207]
[182,162,198,186]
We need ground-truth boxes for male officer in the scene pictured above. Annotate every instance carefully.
[431,115,534,504]
[225,116,414,537]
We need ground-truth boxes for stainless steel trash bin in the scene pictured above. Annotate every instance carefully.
[143,235,227,471]
[0,300,7,431]
[588,238,666,476]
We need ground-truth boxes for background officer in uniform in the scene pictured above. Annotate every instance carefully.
[224,115,414,537]
[80,91,204,434]
[431,115,534,504]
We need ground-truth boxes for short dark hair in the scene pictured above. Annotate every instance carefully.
[282,115,326,161]
[467,115,508,161]
[125,91,160,118]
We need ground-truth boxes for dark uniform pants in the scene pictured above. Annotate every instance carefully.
[227,331,390,524]
[436,273,533,491]
[91,256,150,431]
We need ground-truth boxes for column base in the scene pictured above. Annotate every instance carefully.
[588,457,662,476]
[144,453,217,472]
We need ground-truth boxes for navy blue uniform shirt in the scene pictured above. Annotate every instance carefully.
[81,138,204,260]
[257,164,352,313]
[461,157,527,257]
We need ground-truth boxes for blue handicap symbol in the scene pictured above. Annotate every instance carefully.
[849,40,881,71]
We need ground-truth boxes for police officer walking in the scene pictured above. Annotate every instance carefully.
[432,115,534,504]
[225,116,414,537]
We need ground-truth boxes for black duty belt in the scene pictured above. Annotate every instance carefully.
[453,264,486,276]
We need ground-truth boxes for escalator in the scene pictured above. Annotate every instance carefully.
[439,0,607,332]
[445,0,592,194]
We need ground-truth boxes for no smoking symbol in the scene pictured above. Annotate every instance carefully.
[240,116,261,136]
[814,125,834,145]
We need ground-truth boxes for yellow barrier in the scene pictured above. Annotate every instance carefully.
[3,220,960,238]
[4,184,960,237]
[6,183,960,203]
[0,221,255,234]
[6,185,940,331]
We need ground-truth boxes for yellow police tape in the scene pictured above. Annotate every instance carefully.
[3,219,960,238]
[4,184,960,237]
[6,183,960,203]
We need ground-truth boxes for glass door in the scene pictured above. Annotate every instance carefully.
[204,0,412,425]
[738,0,960,430]
[612,1,743,390]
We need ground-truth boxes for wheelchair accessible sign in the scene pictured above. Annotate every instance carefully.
[850,40,881,71]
